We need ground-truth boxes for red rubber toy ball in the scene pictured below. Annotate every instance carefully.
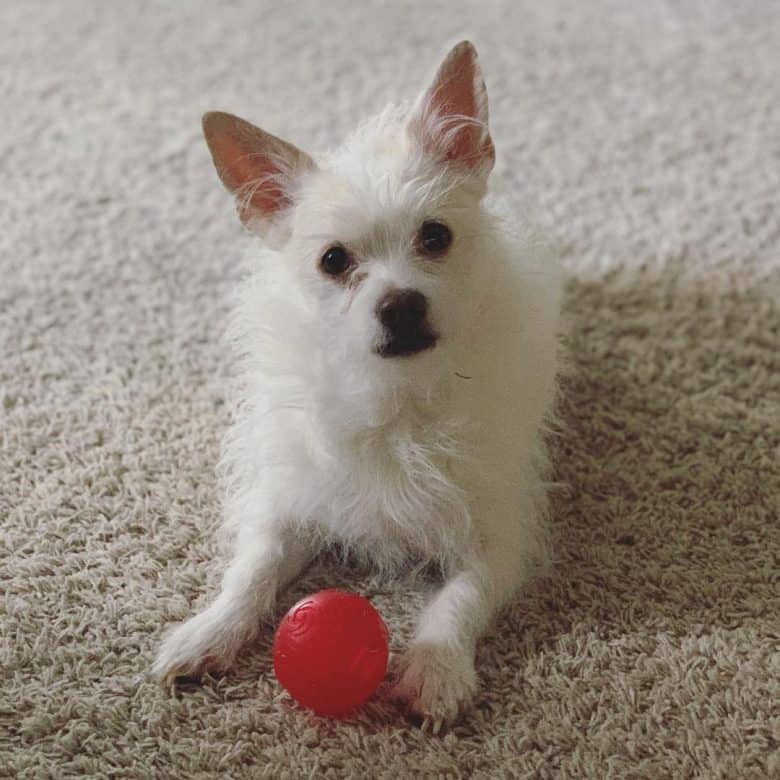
[273,589,389,717]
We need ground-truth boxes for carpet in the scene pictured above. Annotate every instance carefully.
[1,1,778,777]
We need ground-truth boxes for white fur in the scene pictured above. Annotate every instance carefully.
[154,42,562,724]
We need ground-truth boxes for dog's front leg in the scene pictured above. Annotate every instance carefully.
[153,517,312,684]
[391,536,530,726]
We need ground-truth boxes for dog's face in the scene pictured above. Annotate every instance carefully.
[203,42,495,374]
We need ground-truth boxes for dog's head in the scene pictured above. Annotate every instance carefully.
[204,42,496,375]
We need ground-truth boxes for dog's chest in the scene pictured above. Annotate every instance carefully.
[313,416,472,561]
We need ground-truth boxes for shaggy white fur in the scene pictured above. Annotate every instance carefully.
[153,42,562,722]
[4,2,777,776]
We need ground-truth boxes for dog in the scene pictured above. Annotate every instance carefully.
[153,40,562,724]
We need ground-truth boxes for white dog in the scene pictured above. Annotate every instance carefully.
[154,41,561,724]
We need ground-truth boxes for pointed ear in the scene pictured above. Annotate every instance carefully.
[202,111,315,231]
[408,41,495,173]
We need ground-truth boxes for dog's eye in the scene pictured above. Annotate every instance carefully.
[418,220,452,257]
[320,245,351,276]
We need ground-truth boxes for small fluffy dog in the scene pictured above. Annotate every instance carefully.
[154,41,561,723]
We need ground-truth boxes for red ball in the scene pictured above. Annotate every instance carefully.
[273,589,389,717]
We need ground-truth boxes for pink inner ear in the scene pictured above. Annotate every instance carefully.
[203,112,314,223]
[432,75,480,164]
[215,134,288,217]
[414,43,494,170]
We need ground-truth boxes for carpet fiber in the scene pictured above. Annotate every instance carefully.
[2,1,778,777]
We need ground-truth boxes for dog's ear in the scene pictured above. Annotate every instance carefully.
[202,111,315,232]
[408,41,495,174]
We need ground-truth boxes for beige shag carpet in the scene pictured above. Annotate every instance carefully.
[2,1,778,777]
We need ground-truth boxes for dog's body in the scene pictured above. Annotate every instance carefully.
[154,42,561,723]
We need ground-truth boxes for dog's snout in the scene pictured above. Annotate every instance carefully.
[374,288,437,358]
[376,289,428,331]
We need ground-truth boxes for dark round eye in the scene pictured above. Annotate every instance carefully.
[418,220,452,256]
[320,245,351,276]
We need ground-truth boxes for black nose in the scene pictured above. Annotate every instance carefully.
[376,289,428,332]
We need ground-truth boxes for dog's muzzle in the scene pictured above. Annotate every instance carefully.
[374,288,438,358]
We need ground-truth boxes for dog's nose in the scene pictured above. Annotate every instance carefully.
[376,289,428,331]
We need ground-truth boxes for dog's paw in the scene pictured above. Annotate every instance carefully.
[389,642,478,727]
[152,608,253,685]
